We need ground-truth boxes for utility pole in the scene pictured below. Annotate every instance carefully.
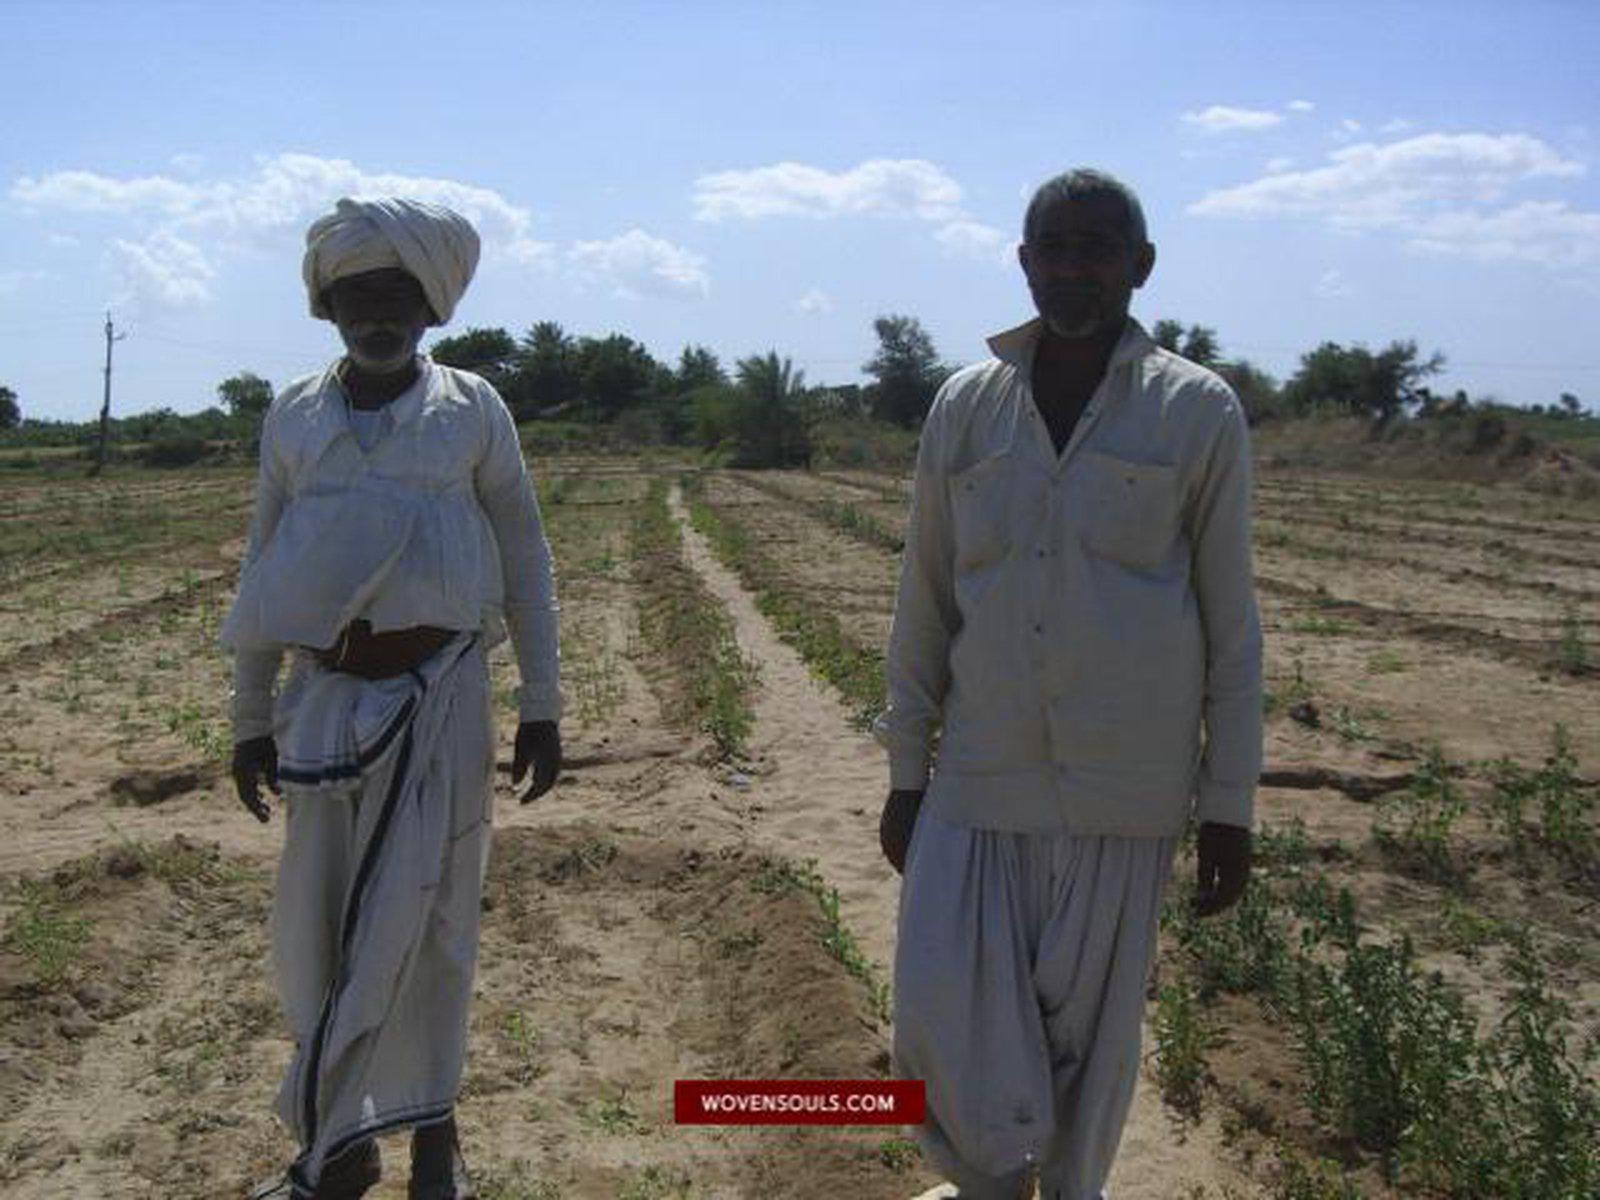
[91,311,126,476]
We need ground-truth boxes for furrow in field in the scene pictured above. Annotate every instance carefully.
[1255,542,1597,640]
[1254,571,1594,679]
[1256,474,1600,538]
[1255,516,1600,608]
[704,474,900,652]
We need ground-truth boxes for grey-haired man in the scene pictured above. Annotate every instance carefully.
[880,169,1261,1199]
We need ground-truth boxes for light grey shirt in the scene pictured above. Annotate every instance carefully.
[880,317,1262,835]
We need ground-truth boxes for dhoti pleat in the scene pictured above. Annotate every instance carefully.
[893,810,1175,1200]
[268,637,494,1190]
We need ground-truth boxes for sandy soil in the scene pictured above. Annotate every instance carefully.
[0,456,1594,1199]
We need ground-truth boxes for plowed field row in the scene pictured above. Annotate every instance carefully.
[688,466,1600,1197]
[0,462,932,1198]
[2,455,1594,1199]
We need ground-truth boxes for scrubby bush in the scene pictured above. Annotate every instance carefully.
[141,434,211,468]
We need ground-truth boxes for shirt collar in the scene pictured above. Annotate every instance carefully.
[326,355,434,429]
[297,356,434,465]
[986,316,1155,373]
[383,355,434,430]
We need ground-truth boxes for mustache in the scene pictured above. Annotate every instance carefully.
[1037,284,1101,303]
[350,328,412,353]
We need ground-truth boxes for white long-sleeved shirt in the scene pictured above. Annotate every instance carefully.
[226,357,560,740]
[880,318,1262,835]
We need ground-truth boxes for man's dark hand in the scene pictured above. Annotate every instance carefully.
[879,788,925,875]
[232,736,279,823]
[1193,821,1252,917]
[513,720,562,804]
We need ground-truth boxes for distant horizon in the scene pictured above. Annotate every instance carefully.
[4,1,1597,421]
[3,310,1591,430]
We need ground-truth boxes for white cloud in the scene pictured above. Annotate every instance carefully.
[47,232,80,247]
[1190,132,1583,228]
[796,288,833,315]
[9,153,560,312]
[567,228,709,299]
[1288,100,1316,113]
[1265,157,1296,174]
[205,153,541,252]
[12,169,216,215]
[1330,118,1366,142]
[169,152,206,174]
[1380,118,1414,135]
[113,230,214,307]
[935,218,1009,261]
[1190,131,1595,270]
[693,158,963,222]
[1315,268,1352,299]
[1181,105,1285,134]
[11,153,547,264]
[1408,201,1600,268]
[505,237,557,268]
[692,156,1009,262]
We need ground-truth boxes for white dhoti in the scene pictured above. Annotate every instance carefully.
[893,810,1176,1200]
[268,636,494,1191]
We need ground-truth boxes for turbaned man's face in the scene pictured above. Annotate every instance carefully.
[1018,194,1155,340]
[325,268,434,375]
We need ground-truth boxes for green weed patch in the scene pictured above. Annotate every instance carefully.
[4,879,91,985]
[1162,837,1600,1196]
[630,478,755,758]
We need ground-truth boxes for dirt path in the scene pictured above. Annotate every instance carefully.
[666,484,1263,1200]
[669,483,896,973]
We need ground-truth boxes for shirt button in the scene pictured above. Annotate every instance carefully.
[1034,624,1044,634]
[1036,548,1047,559]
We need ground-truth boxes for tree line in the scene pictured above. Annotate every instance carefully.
[0,314,949,469]
[422,314,947,463]
[1149,320,1589,426]
[1,316,1590,468]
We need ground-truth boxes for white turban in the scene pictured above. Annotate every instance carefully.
[302,197,480,326]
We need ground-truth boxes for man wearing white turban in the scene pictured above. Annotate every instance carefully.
[227,196,562,1200]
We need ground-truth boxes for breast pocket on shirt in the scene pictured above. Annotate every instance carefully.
[949,450,1020,574]
[1076,451,1181,573]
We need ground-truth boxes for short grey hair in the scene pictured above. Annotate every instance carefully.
[1023,169,1149,247]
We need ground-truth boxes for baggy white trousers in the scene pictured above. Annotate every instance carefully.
[893,810,1176,1200]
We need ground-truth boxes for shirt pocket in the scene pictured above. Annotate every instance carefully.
[948,450,1019,574]
[1076,450,1181,573]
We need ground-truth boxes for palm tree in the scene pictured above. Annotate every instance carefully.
[732,352,811,467]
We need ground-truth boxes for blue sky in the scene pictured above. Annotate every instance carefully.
[3,0,1598,421]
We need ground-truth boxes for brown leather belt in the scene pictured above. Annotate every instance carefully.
[313,620,458,679]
